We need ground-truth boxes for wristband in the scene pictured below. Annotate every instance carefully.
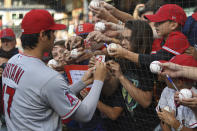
[176,123,183,131]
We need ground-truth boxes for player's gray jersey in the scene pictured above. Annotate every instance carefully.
[2,54,82,131]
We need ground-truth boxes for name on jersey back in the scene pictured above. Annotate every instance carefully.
[2,63,24,85]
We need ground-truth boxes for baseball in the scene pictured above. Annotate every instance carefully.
[150,61,162,74]
[71,49,78,58]
[95,22,105,31]
[89,0,100,8]
[107,43,118,53]
[48,59,58,68]
[179,89,192,101]
[163,106,170,112]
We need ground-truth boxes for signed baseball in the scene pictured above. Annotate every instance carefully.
[163,106,171,112]
[71,49,78,58]
[179,89,192,101]
[150,61,162,74]
[89,0,100,8]
[107,43,118,53]
[95,22,105,31]
[48,59,58,68]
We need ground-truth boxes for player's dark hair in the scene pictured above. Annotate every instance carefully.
[21,30,53,49]
[125,20,153,54]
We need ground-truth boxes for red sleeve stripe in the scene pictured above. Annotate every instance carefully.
[61,99,81,120]
[162,46,180,55]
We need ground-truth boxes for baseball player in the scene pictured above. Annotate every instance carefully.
[2,9,107,131]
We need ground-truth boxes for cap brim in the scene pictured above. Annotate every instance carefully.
[49,24,67,31]
[1,36,15,41]
[145,14,167,23]
[159,60,168,63]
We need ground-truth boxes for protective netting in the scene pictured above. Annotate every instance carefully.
[1,0,197,131]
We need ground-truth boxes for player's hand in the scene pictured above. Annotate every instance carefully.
[82,67,94,85]
[94,61,107,82]
[157,109,177,127]
[107,60,123,78]
[108,44,127,58]
[80,89,89,99]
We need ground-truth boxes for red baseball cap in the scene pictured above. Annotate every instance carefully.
[145,4,187,26]
[160,54,197,81]
[160,54,197,67]
[75,23,94,35]
[192,12,197,21]
[21,9,66,34]
[0,28,15,40]
[170,54,197,67]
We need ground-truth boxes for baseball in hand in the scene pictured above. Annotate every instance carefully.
[95,22,105,31]
[48,59,58,68]
[107,43,118,53]
[89,0,100,8]
[179,89,192,101]
[163,106,171,112]
[150,61,162,74]
[71,49,78,58]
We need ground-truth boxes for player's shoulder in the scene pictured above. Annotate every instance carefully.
[7,53,20,63]
[12,54,60,80]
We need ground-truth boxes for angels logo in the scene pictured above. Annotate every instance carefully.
[64,90,76,106]
[78,25,83,32]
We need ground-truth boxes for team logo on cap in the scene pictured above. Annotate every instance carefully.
[78,25,83,32]
[172,16,176,20]
[2,30,7,36]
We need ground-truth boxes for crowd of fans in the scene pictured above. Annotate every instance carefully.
[1,0,197,131]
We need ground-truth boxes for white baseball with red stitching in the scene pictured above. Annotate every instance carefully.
[179,89,192,101]
[150,61,162,74]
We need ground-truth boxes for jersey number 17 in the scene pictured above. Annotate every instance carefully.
[2,83,16,117]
